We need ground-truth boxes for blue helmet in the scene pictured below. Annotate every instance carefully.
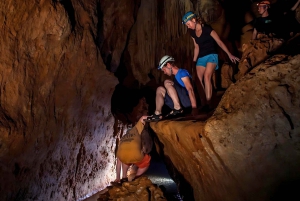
[182,11,195,24]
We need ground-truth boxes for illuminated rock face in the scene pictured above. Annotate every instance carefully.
[150,54,300,201]
[0,1,120,200]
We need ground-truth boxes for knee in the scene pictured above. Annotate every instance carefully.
[164,80,174,89]
[156,86,166,95]
[204,73,212,83]
[163,79,173,87]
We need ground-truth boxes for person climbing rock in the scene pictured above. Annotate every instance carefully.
[147,55,198,121]
[114,115,152,182]
[182,11,240,111]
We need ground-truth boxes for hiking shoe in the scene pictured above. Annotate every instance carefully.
[146,113,163,121]
[165,108,184,118]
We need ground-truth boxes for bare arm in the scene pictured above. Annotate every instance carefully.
[135,116,148,134]
[182,77,197,108]
[252,28,258,40]
[210,30,240,63]
[192,37,199,62]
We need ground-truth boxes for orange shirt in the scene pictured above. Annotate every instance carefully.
[135,154,151,168]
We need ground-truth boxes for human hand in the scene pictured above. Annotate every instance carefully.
[128,173,135,182]
[228,54,240,64]
[139,115,149,124]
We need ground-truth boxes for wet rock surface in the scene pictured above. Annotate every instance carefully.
[97,176,167,201]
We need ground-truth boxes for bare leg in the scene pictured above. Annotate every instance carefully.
[154,86,166,115]
[114,157,122,182]
[127,165,149,181]
[136,166,149,177]
[203,63,216,101]
[121,162,130,179]
[127,164,138,181]
[164,79,181,110]
[196,66,206,106]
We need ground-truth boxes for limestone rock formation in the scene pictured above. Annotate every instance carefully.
[235,36,284,80]
[99,0,139,73]
[0,1,119,200]
[149,54,300,201]
[97,176,167,201]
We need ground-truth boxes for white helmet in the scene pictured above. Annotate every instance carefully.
[158,55,175,69]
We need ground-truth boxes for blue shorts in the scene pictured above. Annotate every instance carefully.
[196,54,219,70]
[164,80,191,109]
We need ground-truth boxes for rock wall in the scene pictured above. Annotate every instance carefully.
[150,54,300,201]
[0,0,119,200]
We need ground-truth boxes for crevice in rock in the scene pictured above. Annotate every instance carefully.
[53,0,76,31]
[74,143,86,199]
[153,133,195,201]
[113,0,141,77]
[0,109,17,133]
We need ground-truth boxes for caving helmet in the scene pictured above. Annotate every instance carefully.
[158,55,175,70]
[257,0,270,8]
[182,11,196,24]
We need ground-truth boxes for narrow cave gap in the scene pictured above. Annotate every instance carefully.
[110,5,158,122]
[145,147,184,201]
[95,2,114,72]
[95,1,104,50]
[148,132,195,201]
[53,0,76,31]
[96,0,142,73]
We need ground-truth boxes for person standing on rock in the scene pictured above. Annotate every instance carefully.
[252,1,277,39]
[182,11,240,111]
[146,55,198,121]
[114,115,152,182]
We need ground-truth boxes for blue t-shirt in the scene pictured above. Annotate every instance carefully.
[175,69,191,87]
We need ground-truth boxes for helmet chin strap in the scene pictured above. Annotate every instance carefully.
[169,67,173,75]
[260,5,268,16]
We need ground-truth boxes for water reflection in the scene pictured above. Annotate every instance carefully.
[145,155,183,201]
